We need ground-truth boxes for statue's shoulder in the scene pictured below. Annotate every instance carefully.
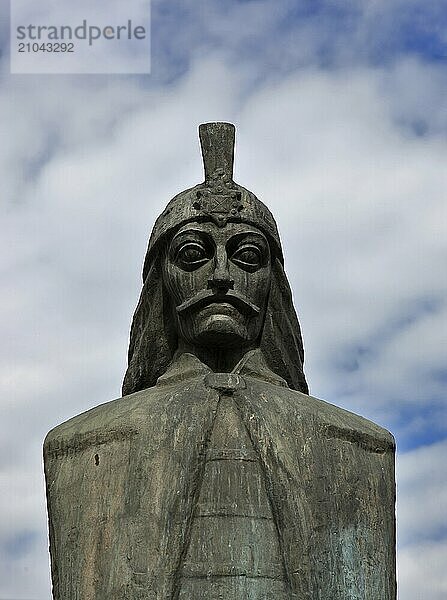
[247,378,395,453]
[44,384,162,450]
[315,395,394,452]
[294,387,395,452]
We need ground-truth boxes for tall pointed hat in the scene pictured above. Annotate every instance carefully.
[143,123,283,278]
[123,123,308,396]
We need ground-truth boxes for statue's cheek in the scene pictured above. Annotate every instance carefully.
[169,266,212,305]
[231,264,271,306]
[163,257,203,303]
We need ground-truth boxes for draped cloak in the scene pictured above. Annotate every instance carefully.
[44,349,396,600]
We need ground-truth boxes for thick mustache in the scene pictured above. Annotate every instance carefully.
[176,289,261,317]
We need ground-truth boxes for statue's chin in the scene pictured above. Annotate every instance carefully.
[179,303,256,349]
[178,311,250,348]
[195,314,250,348]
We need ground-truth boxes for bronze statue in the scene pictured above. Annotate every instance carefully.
[44,123,396,599]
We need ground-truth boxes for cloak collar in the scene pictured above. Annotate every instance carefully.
[156,348,288,388]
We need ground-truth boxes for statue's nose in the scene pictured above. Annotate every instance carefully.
[208,249,234,292]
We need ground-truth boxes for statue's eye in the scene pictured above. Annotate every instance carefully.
[231,244,263,271]
[176,242,209,270]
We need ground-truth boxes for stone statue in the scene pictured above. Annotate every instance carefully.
[44,123,396,599]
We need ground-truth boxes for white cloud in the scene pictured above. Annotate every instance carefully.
[396,440,447,599]
[397,439,447,546]
[398,540,447,599]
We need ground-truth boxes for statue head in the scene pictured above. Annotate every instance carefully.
[162,219,271,350]
[122,123,308,395]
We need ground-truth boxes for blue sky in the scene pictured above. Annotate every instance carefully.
[1,1,446,598]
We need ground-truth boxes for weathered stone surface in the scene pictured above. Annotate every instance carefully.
[44,123,396,599]
[178,394,289,597]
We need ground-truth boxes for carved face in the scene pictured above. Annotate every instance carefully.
[163,221,271,348]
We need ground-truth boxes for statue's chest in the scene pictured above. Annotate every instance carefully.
[177,392,289,599]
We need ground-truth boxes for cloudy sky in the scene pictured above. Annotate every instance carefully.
[1,0,446,598]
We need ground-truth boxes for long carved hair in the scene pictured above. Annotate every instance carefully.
[122,236,309,396]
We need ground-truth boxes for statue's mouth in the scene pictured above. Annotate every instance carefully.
[176,289,260,317]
